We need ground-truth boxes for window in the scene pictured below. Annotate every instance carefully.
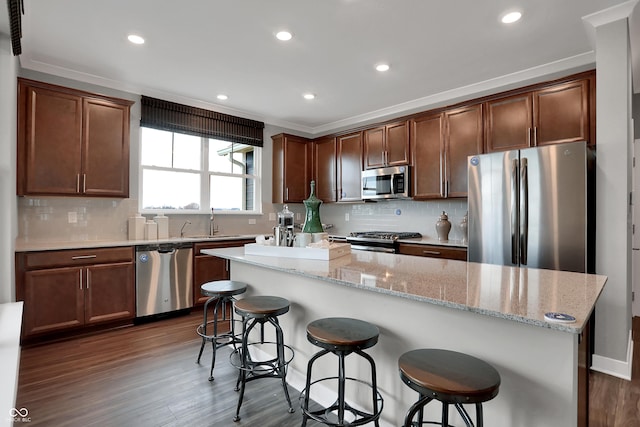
[140,127,260,213]
[139,96,264,214]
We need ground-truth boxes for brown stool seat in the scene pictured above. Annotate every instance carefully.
[196,280,248,381]
[307,317,379,351]
[234,295,290,318]
[201,280,247,297]
[398,349,501,427]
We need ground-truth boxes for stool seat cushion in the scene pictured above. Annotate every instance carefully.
[234,296,290,317]
[307,317,379,350]
[399,349,500,403]
[201,280,247,297]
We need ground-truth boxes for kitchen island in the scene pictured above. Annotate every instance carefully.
[203,247,607,427]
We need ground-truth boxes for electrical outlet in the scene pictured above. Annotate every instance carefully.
[68,212,78,224]
[248,219,256,225]
[345,213,350,221]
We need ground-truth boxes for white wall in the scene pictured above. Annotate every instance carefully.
[593,17,634,366]
[0,33,18,303]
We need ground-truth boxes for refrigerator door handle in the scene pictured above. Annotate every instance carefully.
[520,158,528,265]
[511,158,519,265]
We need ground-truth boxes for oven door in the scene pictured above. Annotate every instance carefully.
[347,238,397,253]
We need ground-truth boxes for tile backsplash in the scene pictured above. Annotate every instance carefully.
[17,196,468,242]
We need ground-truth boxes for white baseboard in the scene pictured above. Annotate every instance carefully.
[591,330,633,380]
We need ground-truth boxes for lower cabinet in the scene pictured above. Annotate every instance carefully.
[193,239,254,306]
[16,247,135,339]
[397,243,467,261]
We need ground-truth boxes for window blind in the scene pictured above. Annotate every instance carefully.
[140,96,264,147]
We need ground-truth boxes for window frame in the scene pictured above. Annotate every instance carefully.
[138,127,262,215]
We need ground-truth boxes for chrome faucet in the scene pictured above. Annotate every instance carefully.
[180,220,191,238]
[209,208,217,236]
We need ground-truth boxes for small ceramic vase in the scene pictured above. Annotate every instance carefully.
[436,211,452,241]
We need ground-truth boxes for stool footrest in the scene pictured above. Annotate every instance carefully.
[299,376,383,427]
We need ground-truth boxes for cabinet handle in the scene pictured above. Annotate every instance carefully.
[71,255,97,260]
[76,174,81,193]
[82,174,87,193]
[226,259,229,272]
[79,269,83,290]
[533,127,537,146]
[86,268,91,289]
[423,250,441,255]
[285,187,289,200]
[527,128,531,146]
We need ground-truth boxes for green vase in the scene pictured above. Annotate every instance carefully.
[302,181,324,233]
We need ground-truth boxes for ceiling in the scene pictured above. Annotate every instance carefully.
[3,0,639,135]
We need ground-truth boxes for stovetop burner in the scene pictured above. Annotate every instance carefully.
[348,231,422,241]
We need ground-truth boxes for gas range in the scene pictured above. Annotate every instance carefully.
[346,231,422,253]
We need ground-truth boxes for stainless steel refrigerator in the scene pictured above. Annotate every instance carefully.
[467,141,594,273]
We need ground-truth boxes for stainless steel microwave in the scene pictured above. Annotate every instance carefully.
[361,165,410,200]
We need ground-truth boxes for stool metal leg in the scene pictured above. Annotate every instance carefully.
[301,348,329,427]
[272,317,294,414]
[196,296,216,364]
[357,349,381,427]
[442,402,449,427]
[403,394,433,427]
[233,315,250,422]
[454,403,476,427]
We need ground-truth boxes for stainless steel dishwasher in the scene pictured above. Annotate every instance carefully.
[136,242,193,317]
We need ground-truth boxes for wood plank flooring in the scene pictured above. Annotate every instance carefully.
[15,311,640,426]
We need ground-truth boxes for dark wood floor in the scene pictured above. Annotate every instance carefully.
[15,312,640,426]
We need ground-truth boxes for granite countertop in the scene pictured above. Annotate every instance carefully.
[203,247,607,334]
[15,234,259,252]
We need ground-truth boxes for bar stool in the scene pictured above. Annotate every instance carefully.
[301,317,383,427]
[195,280,247,381]
[398,349,501,427]
[231,295,295,422]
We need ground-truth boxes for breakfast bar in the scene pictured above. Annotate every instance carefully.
[203,247,607,427]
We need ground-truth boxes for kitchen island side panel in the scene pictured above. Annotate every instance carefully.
[230,261,578,427]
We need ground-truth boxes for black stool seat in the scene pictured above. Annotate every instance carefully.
[301,317,383,427]
[231,295,294,422]
[399,349,501,427]
[196,280,247,381]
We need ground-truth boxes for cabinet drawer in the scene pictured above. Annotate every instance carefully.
[398,243,467,261]
[21,247,134,269]
[193,239,254,255]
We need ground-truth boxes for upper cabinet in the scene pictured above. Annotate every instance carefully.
[337,132,363,202]
[313,135,337,203]
[363,120,409,169]
[411,104,483,199]
[272,133,312,203]
[17,78,133,198]
[485,74,593,152]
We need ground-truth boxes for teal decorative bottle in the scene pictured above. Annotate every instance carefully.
[302,181,324,233]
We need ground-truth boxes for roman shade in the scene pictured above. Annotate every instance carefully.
[140,96,264,147]
[7,0,24,55]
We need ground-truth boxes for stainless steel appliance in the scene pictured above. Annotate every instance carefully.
[362,166,410,200]
[467,141,594,273]
[346,231,422,253]
[136,242,194,317]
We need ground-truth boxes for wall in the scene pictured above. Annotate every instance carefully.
[0,34,18,303]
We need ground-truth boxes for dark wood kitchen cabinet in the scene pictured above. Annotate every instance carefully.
[15,246,135,340]
[363,120,410,169]
[336,131,363,202]
[397,243,467,261]
[485,74,593,152]
[272,133,313,203]
[193,239,254,306]
[411,103,483,199]
[312,135,337,202]
[17,78,133,198]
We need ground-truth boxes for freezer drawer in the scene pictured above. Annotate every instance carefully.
[136,244,193,317]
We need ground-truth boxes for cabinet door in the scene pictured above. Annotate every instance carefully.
[411,114,444,199]
[534,79,589,146]
[337,132,363,202]
[83,98,130,197]
[363,126,385,169]
[85,262,135,324]
[314,136,337,202]
[484,93,533,153]
[194,255,229,306]
[445,104,483,198]
[23,267,84,335]
[386,121,410,166]
[20,84,83,195]
[271,134,311,203]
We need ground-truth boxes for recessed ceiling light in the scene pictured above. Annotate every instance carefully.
[501,11,522,24]
[217,94,228,101]
[276,31,293,41]
[375,63,390,72]
[303,93,315,100]
[127,34,145,45]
